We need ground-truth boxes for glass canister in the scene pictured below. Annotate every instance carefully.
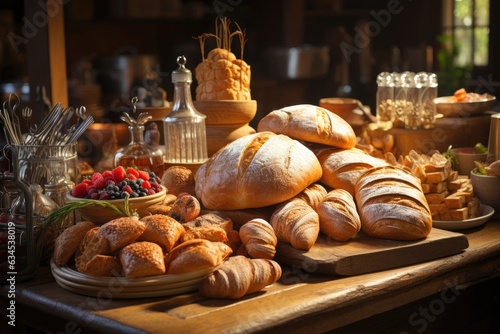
[392,72,406,128]
[163,56,208,164]
[114,97,165,178]
[403,71,421,130]
[376,72,395,130]
[418,72,438,129]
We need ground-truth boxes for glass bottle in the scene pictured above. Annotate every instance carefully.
[392,72,406,128]
[376,72,395,130]
[114,97,165,177]
[403,71,421,130]
[163,56,208,164]
[418,72,438,129]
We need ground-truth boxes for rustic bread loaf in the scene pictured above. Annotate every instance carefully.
[199,256,281,299]
[314,147,388,196]
[195,132,322,210]
[257,104,356,149]
[317,189,361,241]
[354,166,432,240]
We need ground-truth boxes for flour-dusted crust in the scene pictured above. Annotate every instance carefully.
[257,104,356,149]
[195,132,322,210]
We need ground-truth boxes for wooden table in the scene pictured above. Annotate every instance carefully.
[2,219,500,334]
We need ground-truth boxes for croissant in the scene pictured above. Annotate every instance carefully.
[199,255,281,299]
[239,219,277,259]
[294,183,327,210]
[317,189,361,241]
[270,197,320,250]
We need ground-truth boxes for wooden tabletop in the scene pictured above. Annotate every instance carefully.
[2,219,500,334]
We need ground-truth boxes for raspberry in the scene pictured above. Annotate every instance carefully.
[122,185,133,194]
[102,170,113,179]
[90,192,100,200]
[99,192,109,200]
[112,167,127,183]
[72,183,88,198]
[128,174,137,181]
[81,179,92,186]
[106,179,116,187]
[138,170,150,181]
[88,188,98,196]
[91,172,103,184]
[126,168,140,178]
[92,176,106,190]
[141,181,151,190]
[147,189,156,195]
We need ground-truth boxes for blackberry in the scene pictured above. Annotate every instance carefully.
[149,172,156,179]
[120,192,129,199]
[113,186,119,192]
[118,180,127,188]
[130,191,139,198]
[106,184,114,192]
[139,191,148,197]
[139,187,146,193]
[136,179,144,185]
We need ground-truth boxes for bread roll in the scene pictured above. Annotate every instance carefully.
[195,132,322,210]
[182,213,233,234]
[138,215,185,252]
[180,225,228,243]
[314,147,388,196]
[165,239,232,274]
[257,104,356,149]
[97,217,146,252]
[78,255,122,277]
[199,256,281,299]
[239,219,277,259]
[169,195,201,223]
[119,242,166,277]
[54,221,95,266]
[211,207,274,230]
[160,166,196,196]
[355,166,432,240]
[317,189,361,241]
[270,198,319,250]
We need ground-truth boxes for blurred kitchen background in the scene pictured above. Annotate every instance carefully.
[0,0,499,129]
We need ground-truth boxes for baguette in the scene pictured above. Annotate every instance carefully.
[165,239,232,274]
[314,147,388,196]
[317,189,361,241]
[270,197,319,250]
[239,219,277,259]
[355,166,432,240]
[53,221,95,266]
[195,132,322,210]
[199,255,282,299]
[257,104,356,149]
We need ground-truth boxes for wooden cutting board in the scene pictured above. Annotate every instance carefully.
[275,228,469,276]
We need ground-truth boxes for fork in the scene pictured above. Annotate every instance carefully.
[22,107,32,130]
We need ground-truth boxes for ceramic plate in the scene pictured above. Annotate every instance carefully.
[433,95,496,117]
[433,204,495,231]
[50,259,214,298]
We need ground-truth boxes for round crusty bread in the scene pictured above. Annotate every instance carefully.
[314,147,388,196]
[195,132,322,210]
[257,104,356,149]
[354,166,432,241]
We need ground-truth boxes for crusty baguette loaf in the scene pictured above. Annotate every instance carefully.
[294,183,327,210]
[138,215,185,252]
[195,132,322,210]
[54,221,95,266]
[314,147,388,196]
[317,189,361,241]
[165,239,232,274]
[199,255,282,299]
[239,218,277,259]
[119,241,166,277]
[354,166,432,240]
[270,198,319,250]
[257,104,356,149]
[180,225,228,244]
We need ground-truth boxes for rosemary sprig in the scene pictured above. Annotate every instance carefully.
[42,195,136,229]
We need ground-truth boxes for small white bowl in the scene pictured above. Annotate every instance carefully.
[451,147,487,176]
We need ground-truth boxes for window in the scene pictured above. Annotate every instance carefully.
[442,0,490,67]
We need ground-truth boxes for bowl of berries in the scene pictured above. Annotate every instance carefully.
[66,166,166,224]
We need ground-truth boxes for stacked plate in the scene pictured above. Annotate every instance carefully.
[50,259,213,298]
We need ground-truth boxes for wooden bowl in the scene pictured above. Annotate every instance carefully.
[193,100,257,125]
[206,123,256,156]
[319,97,360,120]
[434,95,496,117]
[66,186,167,225]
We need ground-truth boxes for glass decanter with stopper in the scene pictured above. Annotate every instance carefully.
[114,97,165,177]
[163,55,208,164]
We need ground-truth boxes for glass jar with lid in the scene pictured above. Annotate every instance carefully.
[376,72,395,130]
[403,71,421,130]
[417,72,438,129]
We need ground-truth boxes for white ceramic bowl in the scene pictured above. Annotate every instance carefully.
[470,171,500,219]
[451,147,487,176]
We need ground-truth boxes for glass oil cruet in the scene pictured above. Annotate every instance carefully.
[163,55,208,164]
[114,97,165,177]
